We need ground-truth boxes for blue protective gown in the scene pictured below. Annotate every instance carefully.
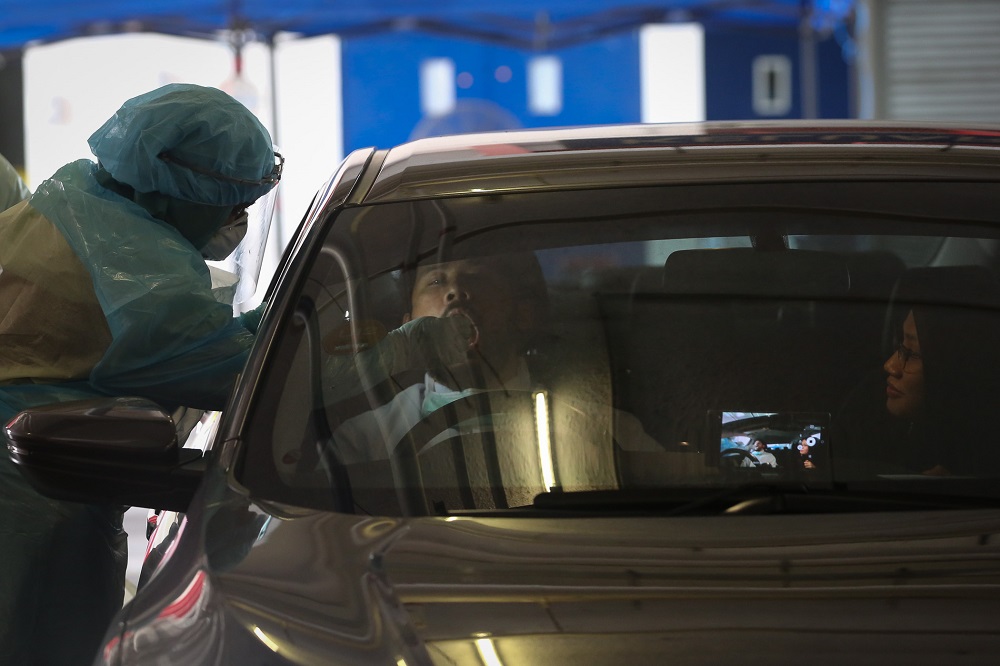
[0,158,255,415]
[0,158,257,664]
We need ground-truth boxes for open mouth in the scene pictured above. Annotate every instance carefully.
[446,309,480,348]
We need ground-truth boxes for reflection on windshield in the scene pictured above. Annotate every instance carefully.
[239,185,1000,515]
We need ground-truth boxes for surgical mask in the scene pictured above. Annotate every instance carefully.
[421,385,480,418]
[200,210,249,261]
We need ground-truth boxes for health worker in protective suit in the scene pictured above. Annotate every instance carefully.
[0,83,281,664]
[0,152,30,211]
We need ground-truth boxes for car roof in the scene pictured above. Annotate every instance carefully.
[359,120,1000,204]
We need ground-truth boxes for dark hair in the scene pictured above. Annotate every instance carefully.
[396,250,549,319]
[895,268,1000,408]
[891,266,1000,471]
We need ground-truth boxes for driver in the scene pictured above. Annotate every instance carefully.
[397,253,545,390]
[319,251,659,467]
[750,439,778,467]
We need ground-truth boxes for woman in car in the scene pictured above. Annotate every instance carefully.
[837,266,1000,478]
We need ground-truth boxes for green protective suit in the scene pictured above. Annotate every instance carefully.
[0,83,277,664]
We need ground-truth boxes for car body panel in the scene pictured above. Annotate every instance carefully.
[109,477,1000,664]
[365,122,1000,203]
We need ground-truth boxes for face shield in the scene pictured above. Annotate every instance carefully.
[200,209,249,262]
[206,178,279,313]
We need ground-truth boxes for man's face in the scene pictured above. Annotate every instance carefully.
[406,257,530,361]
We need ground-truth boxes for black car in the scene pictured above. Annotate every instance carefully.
[9,121,1000,664]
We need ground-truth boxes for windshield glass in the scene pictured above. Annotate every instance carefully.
[237,180,1000,515]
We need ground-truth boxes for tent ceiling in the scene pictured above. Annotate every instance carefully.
[0,1,853,51]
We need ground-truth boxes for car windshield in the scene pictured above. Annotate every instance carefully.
[237,179,1000,515]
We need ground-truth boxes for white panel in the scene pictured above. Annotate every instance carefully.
[23,34,240,188]
[420,58,456,117]
[752,55,793,116]
[528,55,563,116]
[272,34,342,265]
[640,23,706,123]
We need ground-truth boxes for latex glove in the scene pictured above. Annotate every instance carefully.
[238,302,266,334]
[382,315,477,375]
[324,315,476,402]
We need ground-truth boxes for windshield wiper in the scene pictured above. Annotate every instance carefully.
[530,484,1000,517]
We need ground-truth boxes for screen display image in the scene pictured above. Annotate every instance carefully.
[715,411,831,475]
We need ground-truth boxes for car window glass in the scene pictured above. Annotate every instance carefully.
[237,182,1000,515]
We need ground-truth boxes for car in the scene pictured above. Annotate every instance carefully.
[8,120,1000,664]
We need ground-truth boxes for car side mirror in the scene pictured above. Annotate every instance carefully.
[4,397,206,512]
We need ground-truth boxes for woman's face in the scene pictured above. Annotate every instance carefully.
[884,310,926,419]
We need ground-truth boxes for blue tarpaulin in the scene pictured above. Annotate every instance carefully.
[0,1,854,51]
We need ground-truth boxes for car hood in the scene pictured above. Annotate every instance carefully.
[114,501,1000,665]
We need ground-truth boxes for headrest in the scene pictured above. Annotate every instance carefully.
[663,248,850,298]
[891,265,1000,311]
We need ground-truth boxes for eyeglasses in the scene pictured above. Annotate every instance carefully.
[158,150,284,186]
[230,203,250,220]
[893,340,923,371]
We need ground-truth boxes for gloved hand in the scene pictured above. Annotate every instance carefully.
[381,315,477,375]
[238,302,266,334]
[324,315,476,402]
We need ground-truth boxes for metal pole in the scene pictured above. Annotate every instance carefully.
[267,34,284,270]
[799,9,819,119]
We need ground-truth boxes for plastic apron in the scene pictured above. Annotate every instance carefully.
[0,159,255,663]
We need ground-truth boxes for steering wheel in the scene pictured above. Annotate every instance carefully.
[389,390,537,516]
[719,447,758,468]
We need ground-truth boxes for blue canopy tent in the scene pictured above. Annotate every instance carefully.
[0,0,856,259]
[0,0,856,128]
[0,1,853,51]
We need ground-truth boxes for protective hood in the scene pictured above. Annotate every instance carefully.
[88,83,279,207]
